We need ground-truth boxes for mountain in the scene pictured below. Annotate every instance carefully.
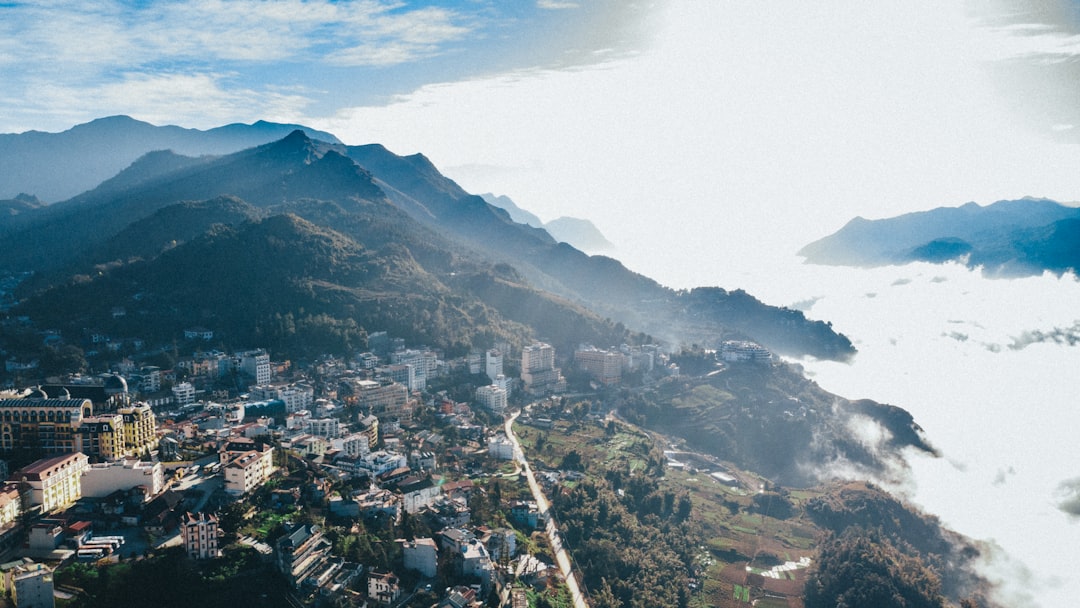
[0,115,342,202]
[0,128,853,361]
[480,193,543,227]
[481,192,614,251]
[543,216,614,251]
[799,198,1080,276]
[0,193,44,216]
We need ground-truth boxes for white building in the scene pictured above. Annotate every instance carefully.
[11,453,89,513]
[250,383,313,414]
[223,447,275,497]
[331,433,371,458]
[171,381,196,407]
[402,537,438,578]
[488,434,515,460]
[521,342,565,395]
[475,384,508,415]
[306,418,344,439]
[80,460,163,500]
[237,349,272,385]
[485,349,503,383]
[720,340,772,363]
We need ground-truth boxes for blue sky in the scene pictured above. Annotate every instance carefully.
[0,0,649,132]
[4,1,1080,284]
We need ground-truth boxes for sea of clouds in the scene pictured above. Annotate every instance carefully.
[744,261,1080,608]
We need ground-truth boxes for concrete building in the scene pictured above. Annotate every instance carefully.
[485,349,503,383]
[276,523,333,589]
[487,434,515,461]
[0,483,21,528]
[75,414,125,461]
[224,450,274,496]
[352,380,410,423]
[720,340,773,363]
[9,562,53,608]
[574,347,625,385]
[0,395,93,454]
[250,383,314,414]
[80,460,163,500]
[520,342,565,395]
[367,570,400,606]
[181,511,220,559]
[171,382,196,407]
[402,537,438,578]
[236,349,272,385]
[10,453,89,513]
[475,384,508,416]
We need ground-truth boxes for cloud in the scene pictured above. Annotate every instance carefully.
[537,0,580,9]
[1008,321,1080,350]
[29,72,313,130]
[0,0,477,131]
[1055,477,1080,518]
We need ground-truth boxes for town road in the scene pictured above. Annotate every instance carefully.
[504,411,589,608]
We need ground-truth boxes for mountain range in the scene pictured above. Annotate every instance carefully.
[0,115,341,203]
[799,198,1080,277]
[0,118,854,362]
[480,193,614,252]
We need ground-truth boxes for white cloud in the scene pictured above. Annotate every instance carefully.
[537,1,580,9]
[29,72,312,130]
[313,2,1080,288]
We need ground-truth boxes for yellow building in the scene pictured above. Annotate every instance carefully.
[11,452,89,513]
[0,483,21,528]
[119,404,157,455]
[76,415,126,461]
[0,394,93,454]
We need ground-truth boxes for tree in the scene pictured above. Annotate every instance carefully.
[804,527,945,608]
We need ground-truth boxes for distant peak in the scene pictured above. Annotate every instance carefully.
[283,129,312,142]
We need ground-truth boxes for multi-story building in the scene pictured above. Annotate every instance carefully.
[10,452,89,513]
[276,523,333,589]
[332,432,371,458]
[0,394,93,455]
[574,347,625,385]
[720,340,773,363]
[475,384,508,415]
[402,537,438,578]
[0,483,21,528]
[136,366,161,393]
[250,383,314,414]
[119,403,157,455]
[353,380,411,423]
[377,363,418,393]
[488,434,515,461]
[8,562,54,608]
[75,414,125,461]
[485,349,503,383]
[367,570,401,606]
[521,342,566,395]
[181,511,220,559]
[236,349,272,386]
[390,349,438,389]
[306,418,344,439]
[357,415,379,451]
[171,382,196,407]
[222,444,275,497]
[80,460,163,500]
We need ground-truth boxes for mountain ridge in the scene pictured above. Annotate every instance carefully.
[0,124,854,361]
[0,116,342,202]
[799,197,1080,276]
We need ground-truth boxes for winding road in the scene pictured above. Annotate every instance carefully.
[504,410,589,608]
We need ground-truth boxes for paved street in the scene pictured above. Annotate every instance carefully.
[505,411,588,608]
